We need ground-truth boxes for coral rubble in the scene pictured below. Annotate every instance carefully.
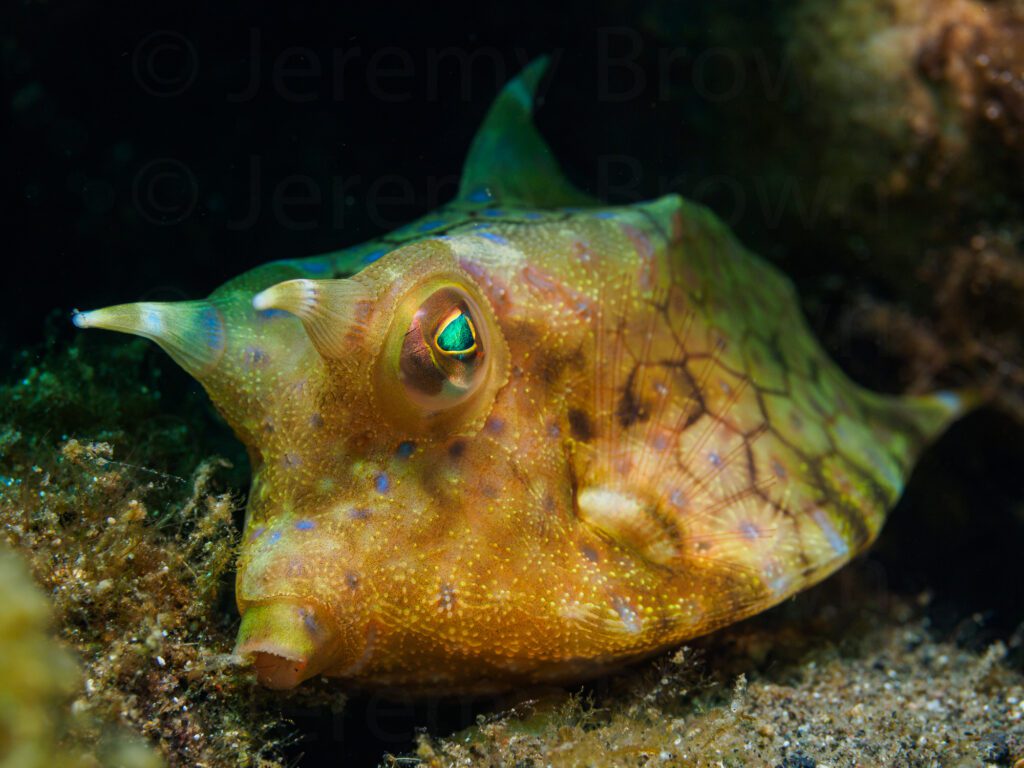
[0,337,291,767]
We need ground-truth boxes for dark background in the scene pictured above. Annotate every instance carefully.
[3,2,1022,766]
[3,1,736,355]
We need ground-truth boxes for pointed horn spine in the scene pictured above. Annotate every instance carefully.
[72,300,226,377]
[252,279,371,359]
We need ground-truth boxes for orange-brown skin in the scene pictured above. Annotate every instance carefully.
[74,61,964,692]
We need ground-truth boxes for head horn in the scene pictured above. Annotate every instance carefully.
[73,300,225,378]
[252,279,373,359]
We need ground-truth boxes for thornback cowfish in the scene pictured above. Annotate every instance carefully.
[74,58,968,692]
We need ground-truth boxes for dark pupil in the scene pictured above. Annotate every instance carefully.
[436,313,474,353]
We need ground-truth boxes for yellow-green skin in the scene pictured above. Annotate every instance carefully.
[74,60,963,692]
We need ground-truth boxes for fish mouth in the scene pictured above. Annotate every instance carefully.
[234,600,339,689]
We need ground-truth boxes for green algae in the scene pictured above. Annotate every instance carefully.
[0,336,291,767]
[0,545,160,768]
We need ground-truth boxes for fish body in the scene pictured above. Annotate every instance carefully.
[75,59,964,691]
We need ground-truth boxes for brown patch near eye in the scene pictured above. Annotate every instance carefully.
[400,324,446,396]
[568,408,594,442]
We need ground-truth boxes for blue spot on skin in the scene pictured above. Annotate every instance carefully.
[362,248,388,264]
[245,346,270,368]
[302,260,330,274]
[769,575,792,596]
[594,211,618,219]
[522,212,542,220]
[299,607,320,633]
[249,526,265,542]
[739,522,760,540]
[198,306,225,350]
[709,451,722,468]
[417,218,447,232]
[811,509,849,557]
[268,531,282,544]
[466,186,493,202]
[477,232,509,245]
[257,308,291,321]
[375,472,391,494]
[295,520,315,531]
[396,441,416,458]
[483,208,505,217]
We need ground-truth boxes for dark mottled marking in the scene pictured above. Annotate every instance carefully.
[448,440,467,459]
[580,544,600,563]
[617,365,650,427]
[658,361,707,428]
[309,413,324,429]
[533,344,585,390]
[568,408,594,442]
[345,571,360,589]
[766,334,788,373]
[349,507,371,520]
[807,356,821,382]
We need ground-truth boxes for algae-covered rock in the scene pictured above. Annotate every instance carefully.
[643,0,1024,418]
[781,0,1024,412]
[0,338,293,767]
[0,545,160,768]
[784,0,1024,247]
[0,544,81,767]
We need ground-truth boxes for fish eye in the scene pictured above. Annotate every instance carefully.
[397,290,484,409]
[374,275,507,435]
[433,308,478,359]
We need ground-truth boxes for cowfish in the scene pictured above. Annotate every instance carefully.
[74,59,967,691]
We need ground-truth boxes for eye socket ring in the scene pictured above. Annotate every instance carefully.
[397,289,485,407]
[374,274,508,437]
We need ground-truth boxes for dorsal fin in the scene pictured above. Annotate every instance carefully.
[457,56,596,208]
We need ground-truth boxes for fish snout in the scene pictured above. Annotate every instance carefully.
[234,600,339,689]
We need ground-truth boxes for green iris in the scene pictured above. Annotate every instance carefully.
[435,311,476,355]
